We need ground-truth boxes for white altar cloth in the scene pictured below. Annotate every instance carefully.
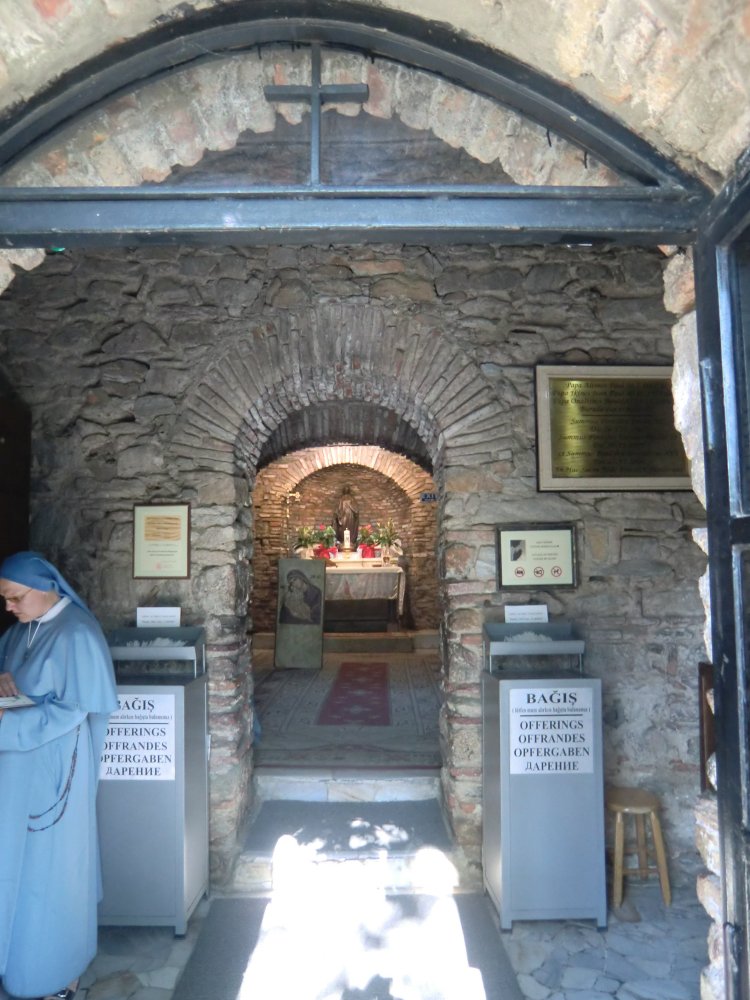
[325,564,405,616]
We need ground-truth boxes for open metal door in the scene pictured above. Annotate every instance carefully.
[695,167,750,999]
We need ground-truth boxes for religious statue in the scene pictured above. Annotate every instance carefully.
[333,484,359,549]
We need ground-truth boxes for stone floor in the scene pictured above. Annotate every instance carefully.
[62,877,709,1000]
[2,635,712,1000]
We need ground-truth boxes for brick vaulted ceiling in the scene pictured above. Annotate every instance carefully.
[257,402,432,471]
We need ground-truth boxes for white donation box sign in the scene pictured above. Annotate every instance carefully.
[509,685,594,775]
[482,672,606,930]
[97,675,209,935]
[100,693,176,781]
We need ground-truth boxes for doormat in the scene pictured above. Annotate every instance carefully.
[173,894,522,1000]
[317,662,390,726]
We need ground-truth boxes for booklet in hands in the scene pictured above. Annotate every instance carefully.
[0,693,34,708]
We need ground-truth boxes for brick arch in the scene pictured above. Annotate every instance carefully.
[253,446,439,630]
[3,48,619,192]
[171,305,504,476]
[267,445,432,500]
[0,43,622,294]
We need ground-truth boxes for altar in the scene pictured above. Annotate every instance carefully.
[324,563,405,631]
[325,563,405,614]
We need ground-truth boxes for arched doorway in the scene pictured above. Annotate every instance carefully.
[0,11,725,988]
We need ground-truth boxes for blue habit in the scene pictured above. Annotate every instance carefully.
[0,600,117,998]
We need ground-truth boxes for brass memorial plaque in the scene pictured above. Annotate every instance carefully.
[537,366,692,491]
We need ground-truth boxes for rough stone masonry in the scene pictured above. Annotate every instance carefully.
[0,239,707,887]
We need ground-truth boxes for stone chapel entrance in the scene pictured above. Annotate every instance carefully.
[0,7,732,990]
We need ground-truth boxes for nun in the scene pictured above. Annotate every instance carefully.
[0,552,117,1000]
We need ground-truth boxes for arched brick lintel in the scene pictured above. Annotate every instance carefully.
[0,39,627,295]
[267,444,433,501]
[3,48,620,193]
[169,309,505,478]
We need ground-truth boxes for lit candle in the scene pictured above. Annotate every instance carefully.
[343,529,351,548]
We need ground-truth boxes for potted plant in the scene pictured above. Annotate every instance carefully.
[357,523,376,558]
[375,520,400,563]
[294,525,317,557]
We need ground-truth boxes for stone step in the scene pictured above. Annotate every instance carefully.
[229,794,466,898]
[252,630,439,654]
[253,767,441,804]
[231,848,458,897]
[323,632,415,652]
[412,630,440,650]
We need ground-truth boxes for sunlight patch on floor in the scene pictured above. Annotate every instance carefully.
[236,826,486,1000]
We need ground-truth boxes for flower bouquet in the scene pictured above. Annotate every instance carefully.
[295,525,317,552]
[316,524,336,547]
[310,524,336,559]
[357,523,377,559]
[375,520,402,563]
[295,524,337,557]
[375,519,398,547]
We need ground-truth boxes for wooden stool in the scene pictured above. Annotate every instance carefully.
[606,786,671,907]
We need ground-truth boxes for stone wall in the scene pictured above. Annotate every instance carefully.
[0,239,707,883]
[253,455,439,631]
[663,247,724,1000]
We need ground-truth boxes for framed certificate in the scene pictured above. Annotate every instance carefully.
[133,503,190,579]
[496,522,577,589]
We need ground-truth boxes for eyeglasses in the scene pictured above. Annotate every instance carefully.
[2,587,32,606]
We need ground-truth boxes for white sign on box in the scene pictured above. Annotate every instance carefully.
[100,693,176,781]
[136,606,181,627]
[509,686,594,775]
[504,604,549,623]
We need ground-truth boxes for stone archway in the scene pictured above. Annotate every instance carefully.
[167,301,507,879]
[170,304,503,469]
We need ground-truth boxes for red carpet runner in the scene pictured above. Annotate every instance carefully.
[316,662,391,726]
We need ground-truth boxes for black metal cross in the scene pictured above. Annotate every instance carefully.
[264,44,369,185]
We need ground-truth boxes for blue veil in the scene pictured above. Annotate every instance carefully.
[0,551,89,612]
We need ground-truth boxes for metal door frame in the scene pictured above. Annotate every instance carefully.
[695,160,750,999]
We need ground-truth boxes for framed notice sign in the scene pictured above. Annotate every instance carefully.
[133,503,190,579]
[497,522,577,589]
[536,365,692,491]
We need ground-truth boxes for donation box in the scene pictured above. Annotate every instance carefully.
[97,627,209,935]
[481,624,606,930]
